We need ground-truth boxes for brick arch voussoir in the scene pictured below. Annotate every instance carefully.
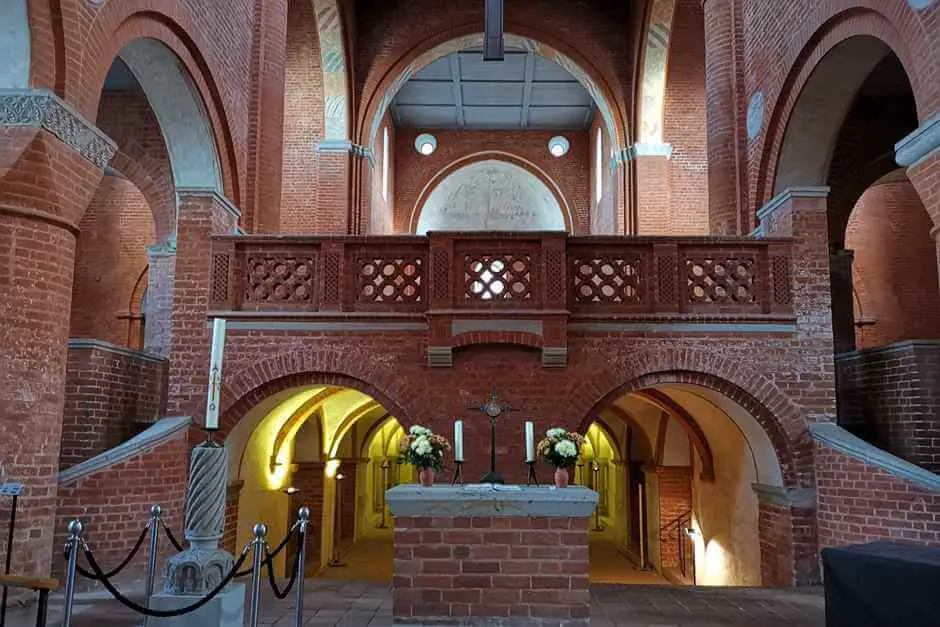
[756,7,930,209]
[569,349,808,486]
[451,332,544,351]
[74,5,240,205]
[355,19,629,150]
[108,149,175,242]
[216,351,415,442]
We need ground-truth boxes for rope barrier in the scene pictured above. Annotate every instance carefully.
[161,522,185,553]
[81,544,249,618]
[70,524,149,581]
[235,524,297,578]
[264,529,304,599]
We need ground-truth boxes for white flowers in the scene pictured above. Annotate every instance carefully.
[411,437,432,455]
[546,427,567,439]
[555,439,578,458]
[410,425,431,437]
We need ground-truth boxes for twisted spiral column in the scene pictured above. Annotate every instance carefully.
[184,443,228,550]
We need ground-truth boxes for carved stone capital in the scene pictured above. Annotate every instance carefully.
[0,88,117,168]
[316,139,376,168]
[163,548,235,595]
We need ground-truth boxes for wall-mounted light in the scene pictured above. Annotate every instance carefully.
[548,136,570,157]
[336,473,346,481]
[685,527,701,539]
[415,133,437,156]
[284,487,300,496]
[325,459,341,478]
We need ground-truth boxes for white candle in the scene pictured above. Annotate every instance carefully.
[525,421,535,462]
[205,318,227,430]
[454,420,464,462]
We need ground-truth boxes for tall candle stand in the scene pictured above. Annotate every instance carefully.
[450,461,464,485]
[592,462,604,531]
[525,461,539,486]
[377,460,389,529]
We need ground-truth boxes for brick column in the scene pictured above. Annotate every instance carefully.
[0,90,116,576]
[315,141,374,234]
[655,466,691,569]
[896,112,940,292]
[166,190,240,417]
[829,248,856,354]
[629,144,673,234]
[702,0,740,234]
[144,238,176,358]
[753,484,819,586]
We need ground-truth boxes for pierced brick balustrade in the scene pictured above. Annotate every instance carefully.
[209,233,794,367]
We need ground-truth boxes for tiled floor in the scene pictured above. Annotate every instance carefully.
[3,579,825,626]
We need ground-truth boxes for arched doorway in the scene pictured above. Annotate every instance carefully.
[582,379,786,586]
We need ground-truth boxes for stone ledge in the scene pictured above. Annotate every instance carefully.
[834,339,940,363]
[896,111,940,167]
[59,416,191,485]
[809,423,940,493]
[67,338,166,364]
[386,485,598,518]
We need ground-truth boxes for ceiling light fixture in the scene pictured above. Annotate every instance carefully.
[415,133,437,156]
[549,136,570,157]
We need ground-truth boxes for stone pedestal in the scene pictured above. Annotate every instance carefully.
[149,583,245,627]
[387,485,598,626]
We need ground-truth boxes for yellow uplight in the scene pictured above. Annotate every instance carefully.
[325,459,341,478]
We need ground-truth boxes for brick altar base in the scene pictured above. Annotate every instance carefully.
[387,486,597,626]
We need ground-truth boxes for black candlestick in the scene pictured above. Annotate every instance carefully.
[526,461,539,486]
[451,461,464,485]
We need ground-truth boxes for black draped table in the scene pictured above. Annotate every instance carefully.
[822,541,940,627]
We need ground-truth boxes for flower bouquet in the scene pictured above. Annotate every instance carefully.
[399,425,451,486]
[537,428,585,488]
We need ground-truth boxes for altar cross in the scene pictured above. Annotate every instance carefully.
[468,387,514,484]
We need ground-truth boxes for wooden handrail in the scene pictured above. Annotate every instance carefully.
[0,575,58,591]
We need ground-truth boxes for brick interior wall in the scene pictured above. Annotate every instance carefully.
[290,462,325,569]
[223,481,243,554]
[393,516,590,623]
[370,111,395,234]
[69,174,155,346]
[816,442,940,549]
[835,341,940,472]
[53,432,189,591]
[656,466,692,569]
[663,0,709,235]
[394,129,591,234]
[846,180,940,349]
[279,0,324,234]
[591,115,617,234]
[340,464,357,542]
[61,343,169,470]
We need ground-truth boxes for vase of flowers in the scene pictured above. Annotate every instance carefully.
[399,425,450,487]
[537,428,584,488]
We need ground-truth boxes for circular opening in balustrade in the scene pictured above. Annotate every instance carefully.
[415,133,437,156]
[548,136,570,157]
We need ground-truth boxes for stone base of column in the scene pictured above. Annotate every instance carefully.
[148,582,245,626]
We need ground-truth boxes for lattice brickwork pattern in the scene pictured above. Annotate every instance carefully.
[245,255,316,303]
[572,256,642,304]
[463,254,532,301]
[356,257,424,303]
[686,256,756,304]
[210,253,230,304]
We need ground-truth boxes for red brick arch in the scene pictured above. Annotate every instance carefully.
[108,149,175,243]
[355,19,630,150]
[73,4,240,206]
[566,349,809,487]
[755,7,930,211]
[216,350,415,442]
[408,152,575,233]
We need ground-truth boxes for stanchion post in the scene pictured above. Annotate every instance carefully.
[143,504,161,627]
[248,523,267,627]
[293,508,310,627]
[62,519,83,627]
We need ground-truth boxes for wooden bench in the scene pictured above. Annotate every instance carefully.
[0,575,58,627]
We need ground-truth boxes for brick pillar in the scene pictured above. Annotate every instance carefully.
[289,462,324,573]
[166,190,240,417]
[144,239,176,358]
[702,0,739,234]
[753,484,819,586]
[0,90,116,577]
[631,144,673,234]
[897,113,940,292]
[829,248,856,354]
[315,141,373,234]
[758,186,837,428]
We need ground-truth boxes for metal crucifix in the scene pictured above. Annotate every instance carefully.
[469,387,514,484]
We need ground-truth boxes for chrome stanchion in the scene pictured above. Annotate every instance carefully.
[293,508,310,627]
[143,505,162,627]
[62,520,83,627]
[248,523,267,627]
